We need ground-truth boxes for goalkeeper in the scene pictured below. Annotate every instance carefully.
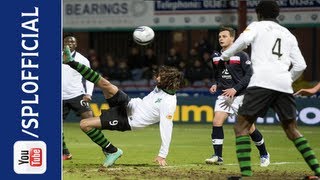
[63,46,184,167]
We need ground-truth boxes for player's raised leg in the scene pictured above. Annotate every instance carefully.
[63,45,118,99]
[64,45,123,167]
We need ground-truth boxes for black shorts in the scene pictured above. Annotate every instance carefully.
[100,90,131,131]
[63,94,92,120]
[238,87,296,121]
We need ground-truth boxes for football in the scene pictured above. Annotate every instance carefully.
[133,26,155,45]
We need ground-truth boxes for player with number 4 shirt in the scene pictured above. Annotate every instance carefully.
[221,0,320,178]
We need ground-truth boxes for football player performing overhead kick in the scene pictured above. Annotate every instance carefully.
[220,1,320,178]
[63,45,184,167]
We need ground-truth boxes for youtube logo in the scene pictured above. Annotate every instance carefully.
[14,141,47,174]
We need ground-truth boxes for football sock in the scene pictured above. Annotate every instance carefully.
[85,128,117,153]
[293,137,320,176]
[235,135,252,176]
[211,126,224,157]
[249,128,268,156]
[62,133,70,154]
[66,61,101,84]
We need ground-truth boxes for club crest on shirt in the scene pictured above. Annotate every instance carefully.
[155,98,162,103]
[166,114,173,120]
[222,69,232,79]
[245,60,251,65]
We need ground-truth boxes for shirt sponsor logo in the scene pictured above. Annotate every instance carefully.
[13,141,47,174]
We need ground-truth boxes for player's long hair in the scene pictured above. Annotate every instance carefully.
[154,66,184,91]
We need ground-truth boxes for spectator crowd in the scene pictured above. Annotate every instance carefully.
[86,39,215,90]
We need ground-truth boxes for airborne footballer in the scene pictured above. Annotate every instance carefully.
[63,45,184,167]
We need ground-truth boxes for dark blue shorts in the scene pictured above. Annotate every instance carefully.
[100,90,131,131]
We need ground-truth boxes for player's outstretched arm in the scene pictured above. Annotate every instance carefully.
[154,156,167,166]
[294,82,320,96]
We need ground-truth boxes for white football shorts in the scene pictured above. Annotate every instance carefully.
[214,95,244,115]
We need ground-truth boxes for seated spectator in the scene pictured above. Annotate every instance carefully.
[185,59,212,84]
[143,48,158,79]
[164,48,182,67]
[195,38,212,57]
[202,51,214,69]
[101,53,118,80]
[115,58,132,82]
[127,47,145,80]
[88,49,103,74]
[189,48,200,62]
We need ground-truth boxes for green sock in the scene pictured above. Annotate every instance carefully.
[236,135,252,176]
[85,128,111,149]
[63,46,101,84]
[67,61,101,84]
[294,137,320,176]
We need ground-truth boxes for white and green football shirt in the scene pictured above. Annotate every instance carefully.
[221,20,307,93]
[127,87,177,158]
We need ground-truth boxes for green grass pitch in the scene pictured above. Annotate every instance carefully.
[63,123,320,179]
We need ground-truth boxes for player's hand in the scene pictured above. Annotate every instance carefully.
[154,156,167,166]
[222,88,237,98]
[294,89,317,96]
[83,95,92,102]
[209,85,217,94]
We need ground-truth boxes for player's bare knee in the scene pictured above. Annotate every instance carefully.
[80,119,91,132]
[81,111,93,119]
[234,115,252,136]
[213,119,224,126]
[234,123,248,136]
[233,124,241,135]
[282,120,301,140]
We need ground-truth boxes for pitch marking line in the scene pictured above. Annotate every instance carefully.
[165,161,304,168]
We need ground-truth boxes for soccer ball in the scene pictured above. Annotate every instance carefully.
[133,26,155,46]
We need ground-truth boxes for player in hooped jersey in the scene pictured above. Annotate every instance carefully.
[221,1,320,178]
[205,27,270,167]
[63,45,184,167]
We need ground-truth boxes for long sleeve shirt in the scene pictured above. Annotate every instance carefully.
[221,20,307,93]
[127,87,176,158]
[212,51,252,96]
[62,51,94,100]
